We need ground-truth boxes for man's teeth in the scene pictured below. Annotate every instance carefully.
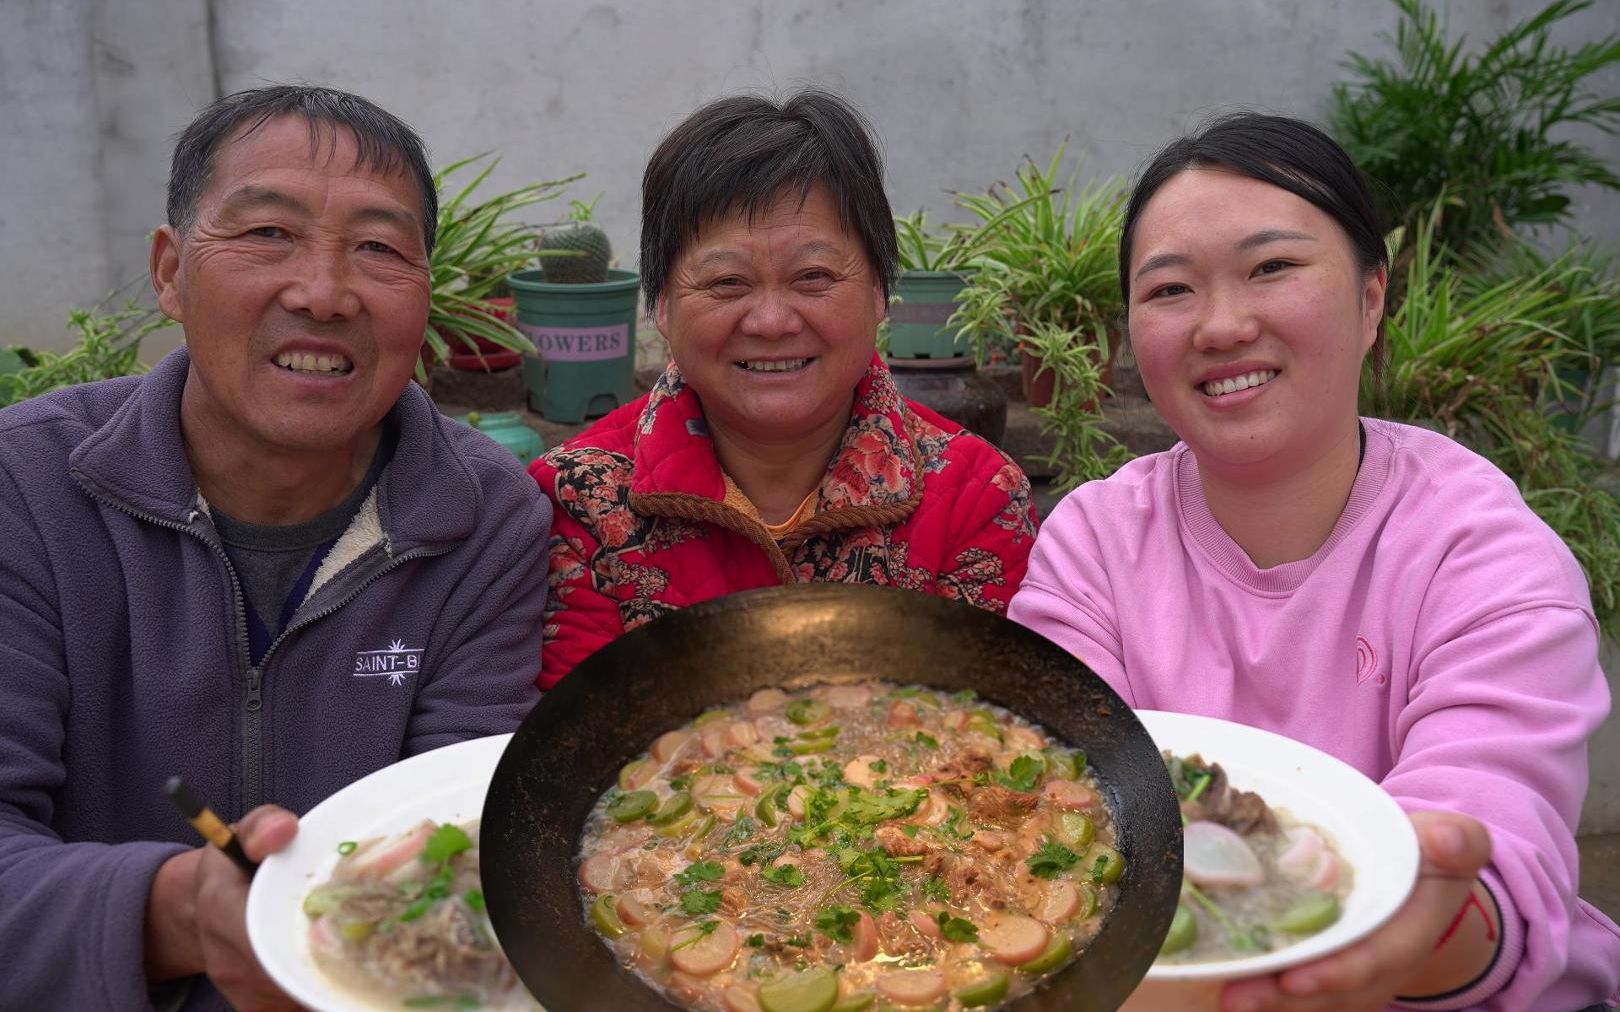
[1202,369,1277,397]
[274,351,353,376]
[739,358,809,373]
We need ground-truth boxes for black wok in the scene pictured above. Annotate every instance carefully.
[483,584,1182,1011]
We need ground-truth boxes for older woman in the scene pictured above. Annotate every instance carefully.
[532,90,1036,687]
[1010,113,1619,1010]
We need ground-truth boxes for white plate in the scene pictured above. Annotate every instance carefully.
[1136,710,1419,981]
[245,733,515,1012]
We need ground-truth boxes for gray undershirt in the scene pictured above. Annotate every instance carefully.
[211,442,389,638]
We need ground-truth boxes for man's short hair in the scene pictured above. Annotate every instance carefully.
[166,85,438,255]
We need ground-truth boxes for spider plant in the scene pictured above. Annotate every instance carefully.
[947,146,1131,484]
[949,147,1126,366]
[1365,201,1620,629]
[424,154,580,379]
[1330,0,1620,260]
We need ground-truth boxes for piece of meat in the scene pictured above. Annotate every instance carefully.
[874,825,936,858]
[968,785,1039,826]
[1180,760,1278,835]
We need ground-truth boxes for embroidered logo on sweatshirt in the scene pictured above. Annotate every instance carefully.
[354,639,422,687]
[1354,636,1385,687]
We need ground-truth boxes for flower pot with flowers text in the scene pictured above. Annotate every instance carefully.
[508,269,639,424]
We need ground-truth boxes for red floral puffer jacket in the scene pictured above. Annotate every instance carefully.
[529,355,1038,688]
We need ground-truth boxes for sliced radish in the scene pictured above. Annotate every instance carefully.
[346,820,434,879]
[1036,880,1080,923]
[909,908,942,938]
[748,688,788,713]
[787,784,812,819]
[822,684,872,709]
[980,915,1050,965]
[733,769,766,796]
[850,910,880,962]
[670,920,741,976]
[843,754,884,789]
[722,982,762,1012]
[912,791,949,825]
[652,730,693,763]
[308,914,341,955]
[616,894,657,927]
[876,968,947,1006]
[1005,726,1046,751]
[886,700,922,728]
[578,854,620,893]
[693,774,746,820]
[1042,779,1096,811]
[1276,826,1323,882]
[1310,851,1343,891]
[726,720,760,748]
[701,726,728,758]
[1183,820,1264,888]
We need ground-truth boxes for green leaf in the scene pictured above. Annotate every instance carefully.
[675,860,726,887]
[422,823,473,864]
[1027,839,1081,880]
[761,863,806,888]
[935,911,979,943]
[680,889,723,915]
[815,905,860,943]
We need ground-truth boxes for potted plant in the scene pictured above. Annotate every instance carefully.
[3,280,174,406]
[508,198,642,423]
[425,155,578,379]
[888,200,1038,360]
[951,147,1126,410]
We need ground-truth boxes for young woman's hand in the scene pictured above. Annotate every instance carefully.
[1220,810,1494,1012]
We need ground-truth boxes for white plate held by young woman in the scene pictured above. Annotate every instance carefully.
[245,733,539,1011]
[1121,711,1420,1012]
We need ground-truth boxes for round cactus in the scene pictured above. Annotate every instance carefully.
[539,198,612,283]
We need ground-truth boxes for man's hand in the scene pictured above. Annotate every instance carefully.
[146,805,301,1010]
[1219,810,1494,1012]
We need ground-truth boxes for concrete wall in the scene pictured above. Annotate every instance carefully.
[3,0,1617,350]
[3,0,1619,830]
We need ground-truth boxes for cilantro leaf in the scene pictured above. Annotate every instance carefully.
[675,860,726,888]
[739,842,784,867]
[680,889,723,915]
[995,753,1044,792]
[1027,839,1081,879]
[914,732,939,749]
[935,912,979,943]
[815,905,860,943]
[921,876,950,903]
[761,863,806,888]
[721,815,756,847]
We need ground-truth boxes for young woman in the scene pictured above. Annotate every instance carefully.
[1009,114,1619,1011]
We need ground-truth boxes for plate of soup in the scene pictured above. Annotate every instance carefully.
[1123,711,1419,1010]
[245,733,541,1011]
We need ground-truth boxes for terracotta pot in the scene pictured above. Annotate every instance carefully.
[1018,329,1121,412]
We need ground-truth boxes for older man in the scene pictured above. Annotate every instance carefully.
[0,86,550,1008]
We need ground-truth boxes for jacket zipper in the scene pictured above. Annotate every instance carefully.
[238,541,447,809]
[85,491,448,814]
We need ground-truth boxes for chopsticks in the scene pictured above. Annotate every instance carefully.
[165,776,259,875]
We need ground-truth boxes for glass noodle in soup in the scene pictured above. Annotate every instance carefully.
[302,819,539,1009]
[577,682,1123,1012]
[1158,753,1352,962]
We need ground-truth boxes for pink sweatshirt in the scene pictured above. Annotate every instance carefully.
[1009,418,1620,1011]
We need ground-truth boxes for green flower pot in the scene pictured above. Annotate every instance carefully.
[455,411,544,466]
[508,268,640,423]
[887,270,971,360]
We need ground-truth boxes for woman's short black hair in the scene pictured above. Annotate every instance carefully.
[640,89,898,309]
[1120,112,1389,364]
